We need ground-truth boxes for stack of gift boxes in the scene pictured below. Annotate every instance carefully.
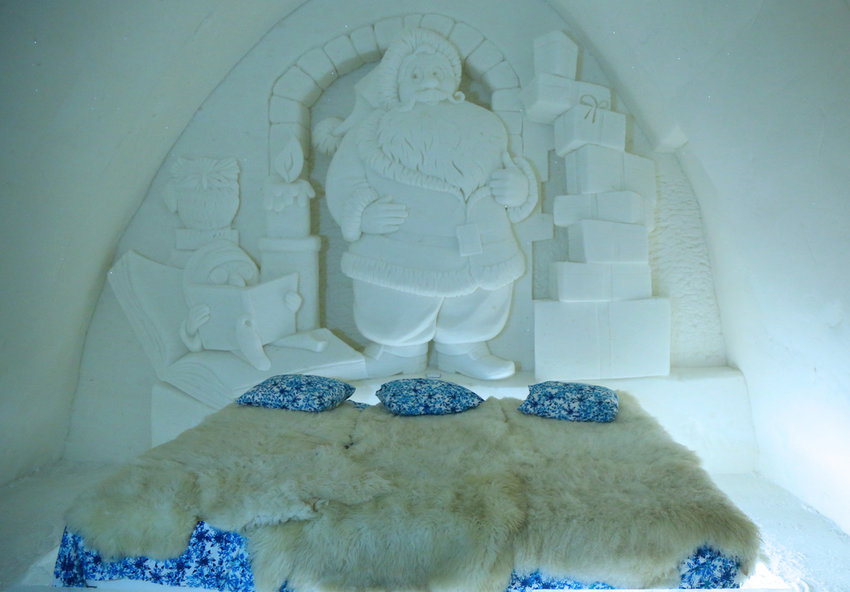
[521,31,671,381]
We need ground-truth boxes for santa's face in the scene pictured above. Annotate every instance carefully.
[397,52,457,106]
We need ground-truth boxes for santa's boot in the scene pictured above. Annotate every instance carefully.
[434,342,515,380]
[363,342,428,378]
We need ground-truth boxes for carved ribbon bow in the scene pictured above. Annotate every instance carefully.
[580,94,610,124]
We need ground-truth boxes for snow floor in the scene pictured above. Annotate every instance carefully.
[2,462,850,592]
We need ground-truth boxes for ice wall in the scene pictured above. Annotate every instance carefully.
[555,0,850,533]
[0,0,304,485]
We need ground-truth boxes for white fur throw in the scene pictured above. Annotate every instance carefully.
[65,393,759,591]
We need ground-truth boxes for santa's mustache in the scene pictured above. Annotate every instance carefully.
[398,90,465,112]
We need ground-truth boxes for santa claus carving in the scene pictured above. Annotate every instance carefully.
[324,28,538,379]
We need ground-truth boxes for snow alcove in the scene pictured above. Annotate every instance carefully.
[71,0,737,459]
[3,1,850,591]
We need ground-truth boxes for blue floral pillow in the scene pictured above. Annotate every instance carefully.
[237,374,355,412]
[519,382,618,422]
[376,378,483,416]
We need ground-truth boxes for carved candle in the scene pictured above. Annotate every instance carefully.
[264,137,315,238]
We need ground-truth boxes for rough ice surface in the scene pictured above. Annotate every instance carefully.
[649,153,726,367]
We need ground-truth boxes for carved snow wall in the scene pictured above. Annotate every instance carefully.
[68,0,726,456]
[266,14,554,378]
[263,13,670,381]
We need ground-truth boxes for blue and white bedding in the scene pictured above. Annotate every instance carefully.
[55,378,760,591]
[55,522,743,590]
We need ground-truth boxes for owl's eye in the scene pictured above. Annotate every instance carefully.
[412,72,419,80]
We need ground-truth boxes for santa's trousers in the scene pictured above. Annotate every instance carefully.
[352,280,513,348]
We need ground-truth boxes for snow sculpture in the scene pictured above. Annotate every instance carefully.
[165,157,241,230]
[109,148,364,414]
[322,28,538,380]
[525,30,670,381]
[264,135,316,239]
[260,134,322,333]
[99,18,684,446]
[179,240,302,371]
[164,157,241,264]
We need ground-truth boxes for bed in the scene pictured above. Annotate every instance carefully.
[54,376,760,591]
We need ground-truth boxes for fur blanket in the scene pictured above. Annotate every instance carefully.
[65,394,759,591]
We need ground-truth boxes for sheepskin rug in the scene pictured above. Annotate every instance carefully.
[65,393,760,591]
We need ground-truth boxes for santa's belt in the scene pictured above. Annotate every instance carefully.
[385,225,486,256]
[384,229,461,249]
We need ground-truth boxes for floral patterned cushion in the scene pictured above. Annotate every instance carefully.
[519,382,618,422]
[376,378,483,416]
[236,374,355,412]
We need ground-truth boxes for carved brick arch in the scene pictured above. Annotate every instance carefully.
[267,13,524,174]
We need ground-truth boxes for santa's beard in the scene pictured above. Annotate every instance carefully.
[375,100,506,198]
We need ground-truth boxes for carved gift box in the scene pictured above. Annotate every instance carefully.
[520,74,613,124]
[553,98,627,155]
[534,298,671,380]
[553,191,645,227]
[567,219,649,264]
[549,261,652,302]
